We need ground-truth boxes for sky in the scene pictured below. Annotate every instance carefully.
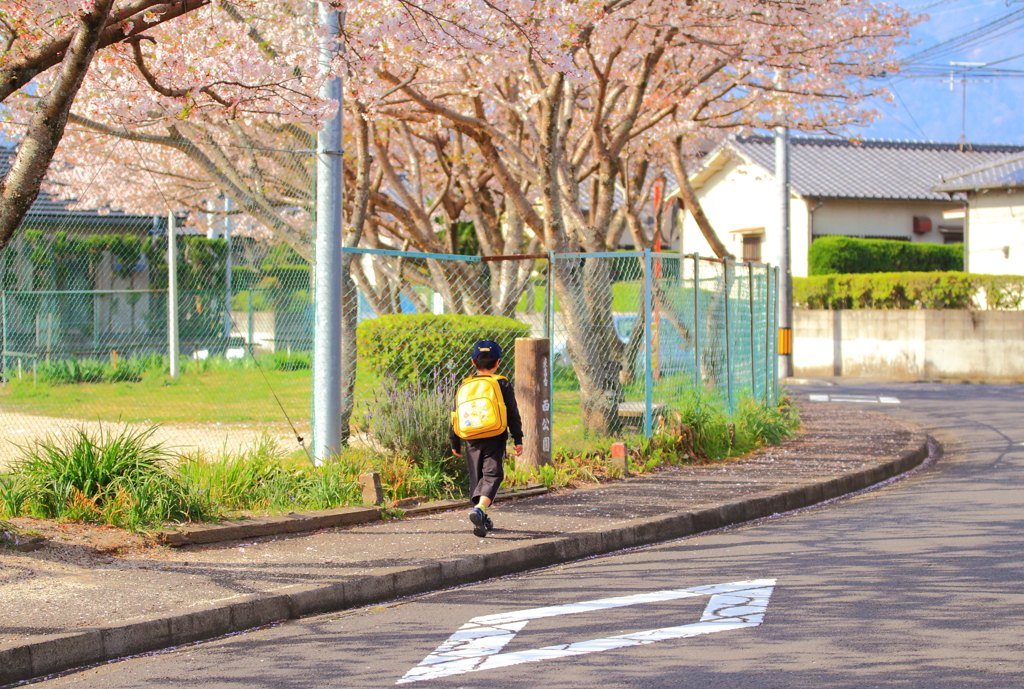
[849,0,1024,145]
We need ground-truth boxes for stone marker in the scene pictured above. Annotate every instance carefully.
[515,337,552,469]
[359,472,384,505]
[610,442,629,476]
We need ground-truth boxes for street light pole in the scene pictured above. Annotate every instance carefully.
[312,4,343,464]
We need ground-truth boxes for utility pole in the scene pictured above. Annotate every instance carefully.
[311,3,343,464]
[948,62,989,150]
[775,126,793,379]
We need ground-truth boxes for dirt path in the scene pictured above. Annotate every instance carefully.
[0,409,309,469]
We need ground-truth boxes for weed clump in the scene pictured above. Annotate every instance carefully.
[9,425,209,529]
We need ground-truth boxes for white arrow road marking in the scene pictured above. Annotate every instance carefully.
[808,394,900,405]
[397,579,776,684]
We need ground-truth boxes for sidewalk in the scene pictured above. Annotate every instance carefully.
[0,402,928,685]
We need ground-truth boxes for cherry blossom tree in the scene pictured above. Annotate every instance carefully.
[0,0,217,252]
[372,0,912,432]
[3,0,914,435]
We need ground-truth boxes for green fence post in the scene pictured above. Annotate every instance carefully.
[247,290,254,355]
[772,266,780,404]
[766,266,773,404]
[748,261,756,400]
[643,249,654,439]
[724,259,733,414]
[693,253,700,388]
[1,290,6,378]
[544,251,554,340]
[546,251,555,437]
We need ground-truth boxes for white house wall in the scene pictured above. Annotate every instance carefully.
[681,158,810,275]
[965,189,1024,276]
[809,198,961,244]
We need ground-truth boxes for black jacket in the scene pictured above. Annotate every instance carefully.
[449,376,523,452]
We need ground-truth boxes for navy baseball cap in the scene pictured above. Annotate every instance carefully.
[472,340,502,359]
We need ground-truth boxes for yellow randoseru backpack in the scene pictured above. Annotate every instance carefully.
[452,375,508,440]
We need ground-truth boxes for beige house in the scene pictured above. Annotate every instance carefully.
[933,152,1024,275]
[677,136,1024,276]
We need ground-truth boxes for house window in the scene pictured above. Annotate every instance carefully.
[742,234,762,262]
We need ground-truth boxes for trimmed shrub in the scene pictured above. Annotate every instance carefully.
[794,271,1024,310]
[808,236,963,276]
[264,265,310,290]
[357,313,532,387]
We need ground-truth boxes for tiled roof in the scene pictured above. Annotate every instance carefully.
[932,152,1024,192]
[720,136,1024,202]
[0,147,150,221]
[0,146,76,215]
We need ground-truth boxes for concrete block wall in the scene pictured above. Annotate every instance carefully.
[793,309,1024,381]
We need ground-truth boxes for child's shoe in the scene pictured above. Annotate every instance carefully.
[469,507,488,537]
[483,514,494,532]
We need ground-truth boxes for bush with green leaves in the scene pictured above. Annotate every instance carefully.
[364,374,464,473]
[357,313,532,387]
[265,349,312,371]
[794,271,1024,309]
[808,236,963,276]
[176,436,361,513]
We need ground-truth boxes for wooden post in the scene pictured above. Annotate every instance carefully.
[359,472,384,505]
[515,337,552,469]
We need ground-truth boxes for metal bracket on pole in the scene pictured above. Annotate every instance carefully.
[167,212,180,379]
[643,249,654,439]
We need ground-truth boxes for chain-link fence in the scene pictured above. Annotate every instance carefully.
[0,133,317,468]
[343,247,777,450]
[0,127,776,466]
[546,252,778,447]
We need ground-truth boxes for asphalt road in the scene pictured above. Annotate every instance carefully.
[32,382,1024,688]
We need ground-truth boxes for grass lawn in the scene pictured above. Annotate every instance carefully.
[0,366,313,424]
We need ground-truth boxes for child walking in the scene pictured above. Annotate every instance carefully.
[450,340,523,537]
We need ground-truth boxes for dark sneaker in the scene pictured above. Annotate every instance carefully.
[484,515,494,532]
[469,507,488,537]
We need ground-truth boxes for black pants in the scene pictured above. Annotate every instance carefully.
[466,434,506,504]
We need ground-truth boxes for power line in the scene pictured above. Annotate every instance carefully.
[899,7,1024,66]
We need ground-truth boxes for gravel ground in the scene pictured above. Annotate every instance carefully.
[0,402,915,643]
[0,409,306,470]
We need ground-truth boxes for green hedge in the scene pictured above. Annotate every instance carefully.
[357,314,532,387]
[794,272,1024,310]
[808,236,963,276]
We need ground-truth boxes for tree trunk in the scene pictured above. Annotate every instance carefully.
[554,256,625,436]
[670,138,733,260]
[0,0,116,253]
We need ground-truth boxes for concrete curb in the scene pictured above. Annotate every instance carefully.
[0,438,929,686]
[156,485,549,546]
